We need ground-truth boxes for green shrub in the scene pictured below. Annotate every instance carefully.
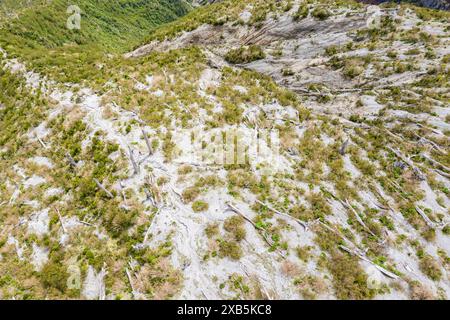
[192,200,209,212]
[225,45,266,64]
[219,240,242,260]
[224,215,246,241]
[293,3,309,21]
[328,251,374,300]
[311,7,331,21]
[296,246,311,262]
[40,262,69,293]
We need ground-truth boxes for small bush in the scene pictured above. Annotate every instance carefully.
[311,7,331,21]
[293,3,309,21]
[182,186,200,203]
[219,240,242,260]
[225,45,266,64]
[224,215,246,241]
[419,255,442,281]
[40,262,69,293]
[192,200,209,212]
[205,223,219,238]
[328,251,374,300]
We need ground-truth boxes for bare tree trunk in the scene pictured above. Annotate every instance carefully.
[343,199,377,238]
[142,129,153,156]
[339,139,349,155]
[339,245,399,279]
[226,202,275,248]
[415,206,437,229]
[128,146,140,175]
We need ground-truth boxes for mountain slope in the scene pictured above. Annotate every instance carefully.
[0,0,449,300]
[0,0,192,82]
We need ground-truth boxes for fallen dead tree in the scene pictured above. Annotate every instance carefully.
[342,199,377,238]
[339,245,399,280]
[93,178,114,198]
[55,208,67,233]
[414,134,446,155]
[141,128,153,156]
[35,134,48,149]
[226,202,276,249]
[420,154,450,172]
[435,169,450,179]
[128,146,140,175]
[414,206,447,230]
[387,147,426,181]
[254,199,308,230]
[125,267,138,299]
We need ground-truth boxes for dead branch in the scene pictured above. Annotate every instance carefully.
[125,268,138,300]
[119,181,128,205]
[414,123,442,136]
[78,220,95,227]
[141,128,153,156]
[254,199,307,230]
[66,152,77,167]
[55,208,67,233]
[420,154,450,172]
[128,146,140,175]
[93,178,114,198]
[414,134,446,154]
[387,147,426,181]
[435,169,450,179]
[35,134,48,149]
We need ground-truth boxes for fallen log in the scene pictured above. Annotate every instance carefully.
[435,169,450,179]
[65,152,77,167]
[78,220,95,227]
[55,208,67,233]
[93,178,114,198]
[226,202,275,248]
[343,199,377,238]
[141,128,153,156]
[414,134,446,155]
[387,147,426,181]
[128,146,140,175]
[254,199,308,230]
[421,154,450,172]
[339,245,399,280]
[125,268,138,300]
[35,134,48,149]
[415,206,438,229]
